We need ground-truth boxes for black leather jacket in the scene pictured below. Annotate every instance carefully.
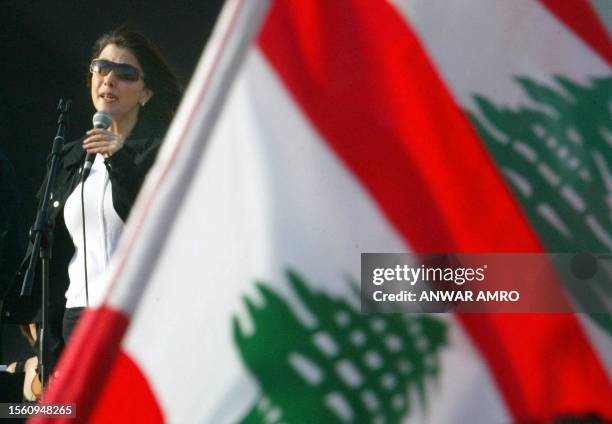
[2,121,163,325]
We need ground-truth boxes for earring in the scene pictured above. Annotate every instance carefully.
[140,101,146,107]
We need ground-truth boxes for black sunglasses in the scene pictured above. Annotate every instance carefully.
[90,59,142,82]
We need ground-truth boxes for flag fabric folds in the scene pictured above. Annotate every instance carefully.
[35,0,611,423]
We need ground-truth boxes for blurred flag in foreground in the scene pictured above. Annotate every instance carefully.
[36,0,611,423]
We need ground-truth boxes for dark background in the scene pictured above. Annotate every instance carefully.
[0,0,224,227]
[0,0,224,364]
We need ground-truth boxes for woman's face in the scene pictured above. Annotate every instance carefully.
[90,44,152,126]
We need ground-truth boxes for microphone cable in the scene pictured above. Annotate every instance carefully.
[78,112,111,308]
[80,164,90,307]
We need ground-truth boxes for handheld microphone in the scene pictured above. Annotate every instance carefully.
[82,111,112,180]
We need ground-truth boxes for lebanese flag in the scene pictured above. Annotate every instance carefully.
[34,0,611,423]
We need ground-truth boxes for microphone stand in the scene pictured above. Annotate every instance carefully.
[20,98,71,391]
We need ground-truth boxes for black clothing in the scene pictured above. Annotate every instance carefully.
[0,372,25,402]
[1,121,163,370]
[62,307,85,343]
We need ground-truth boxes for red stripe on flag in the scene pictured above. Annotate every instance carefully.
[539,0,612,66]
[460,314,612,420]
[88,351,164,424]
[258,0,612,421]
[29,307,161,424]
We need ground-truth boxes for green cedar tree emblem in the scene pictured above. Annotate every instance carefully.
[469,75,612,334]
[233,270,448,423]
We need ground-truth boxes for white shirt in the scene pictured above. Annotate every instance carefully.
[64,156,124,307]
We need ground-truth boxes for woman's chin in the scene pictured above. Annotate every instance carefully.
[96,106,119,119]
[95,102,116,112]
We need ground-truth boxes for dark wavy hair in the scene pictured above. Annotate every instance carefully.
[87,27,181,131]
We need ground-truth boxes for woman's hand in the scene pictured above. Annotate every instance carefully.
[83,129,125,159]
